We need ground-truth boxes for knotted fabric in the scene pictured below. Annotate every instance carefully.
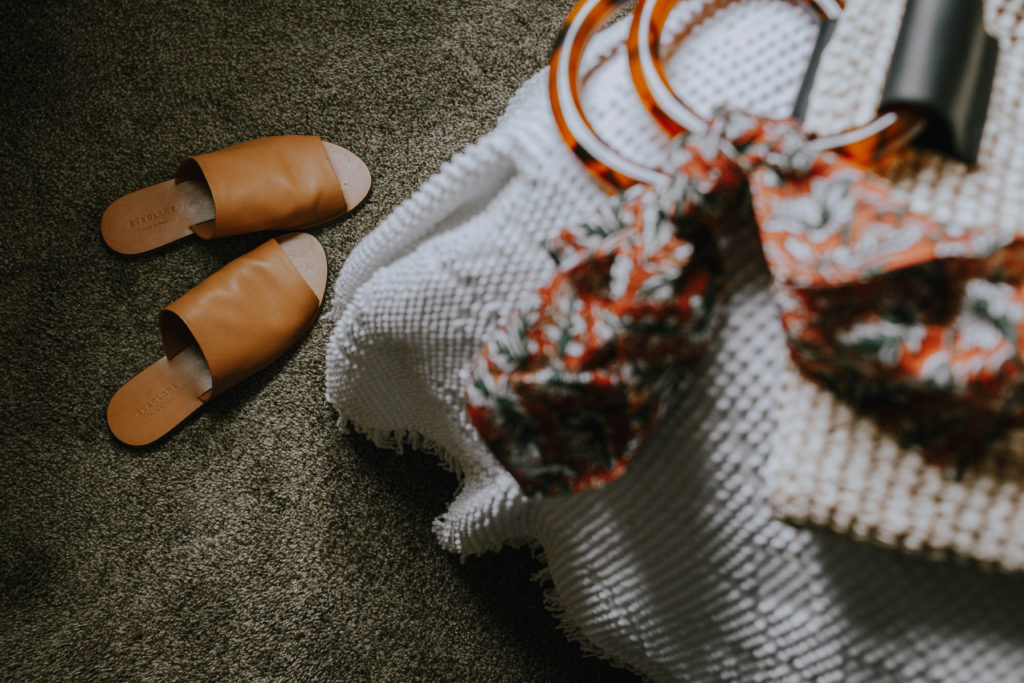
[465,110,1024,497]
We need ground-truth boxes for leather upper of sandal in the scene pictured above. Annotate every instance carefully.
[175,135,348,239]
[159,238,320,400]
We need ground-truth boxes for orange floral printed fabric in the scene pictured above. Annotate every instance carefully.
[466,110,1024,497]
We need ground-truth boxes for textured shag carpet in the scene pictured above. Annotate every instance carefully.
[0,1,638,679]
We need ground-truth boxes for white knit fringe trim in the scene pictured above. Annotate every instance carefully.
[335,410,642,675]
[527,541,646,679]
[334,415,464,479]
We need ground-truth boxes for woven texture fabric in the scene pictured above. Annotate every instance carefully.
[771,0,1024,572]
[325,1,1024,679]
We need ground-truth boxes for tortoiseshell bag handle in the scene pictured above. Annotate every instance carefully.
[550,0,928,192]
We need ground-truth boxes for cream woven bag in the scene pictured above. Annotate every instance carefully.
[771,0,1024,571]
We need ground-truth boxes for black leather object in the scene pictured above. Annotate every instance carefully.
[880,0,997,164]
[794,0,997,164]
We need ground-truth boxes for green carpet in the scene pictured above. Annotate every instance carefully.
[0,1,637,679]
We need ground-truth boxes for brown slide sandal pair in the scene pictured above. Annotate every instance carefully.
[106,136,372,446]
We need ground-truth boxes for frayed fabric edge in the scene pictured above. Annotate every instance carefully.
[332,410,640,678]
[528,541,646,679]
[333,413,463,479]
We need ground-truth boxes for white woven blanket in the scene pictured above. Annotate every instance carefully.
[326,1,1024,679]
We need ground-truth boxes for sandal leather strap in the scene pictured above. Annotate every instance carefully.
[175,135,347,239]
[159,239,319,399]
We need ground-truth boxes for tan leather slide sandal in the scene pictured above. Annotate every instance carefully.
[107,232,328,446]
[102,136,371,255]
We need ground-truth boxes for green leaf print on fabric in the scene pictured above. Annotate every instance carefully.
[467,110,1024,497]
